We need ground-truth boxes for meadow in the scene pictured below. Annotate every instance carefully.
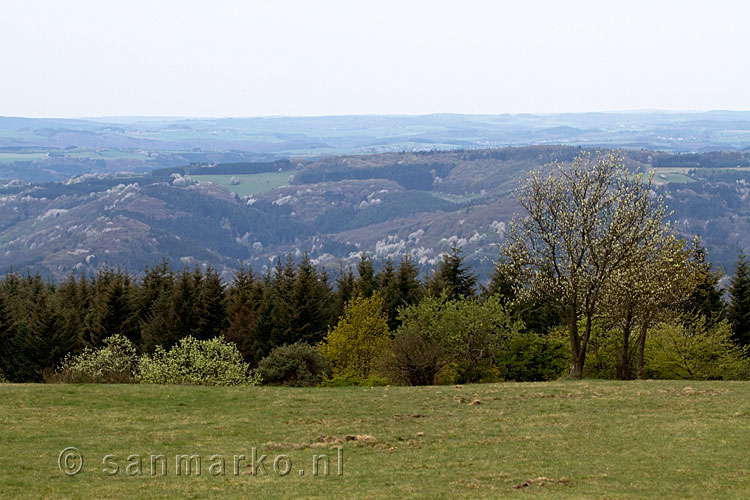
[192,172,291,196]
[0,380,748,499]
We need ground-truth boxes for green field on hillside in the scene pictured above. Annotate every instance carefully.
[192,172,290,196]
[1,380,748,499]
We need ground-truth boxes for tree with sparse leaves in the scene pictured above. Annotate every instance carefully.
[504,151,673,377]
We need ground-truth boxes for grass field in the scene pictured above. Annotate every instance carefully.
[192,172,290,196]
[0,380,748,499]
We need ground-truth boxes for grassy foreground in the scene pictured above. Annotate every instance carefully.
[0,380,748,499]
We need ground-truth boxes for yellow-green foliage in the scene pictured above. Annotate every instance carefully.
[53,334,137,383]
[646,316,750,380]
[137,336,260,386]
[319,293,391,378]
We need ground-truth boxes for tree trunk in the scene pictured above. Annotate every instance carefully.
[616,309,633,380]
[568,303,583,377]
[637,316,649,379]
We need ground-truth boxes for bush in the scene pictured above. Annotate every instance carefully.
[257,342,328,387]
[52,335,138,383]
[380,329,447,385]
[137,336,259,386]
[495,331,570,381]
[391,294,523,384]
[319,293,391,378]
[646,317,750,380]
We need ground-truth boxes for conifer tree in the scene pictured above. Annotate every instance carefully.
[0,291,15,380]
[197,266,227,340]
[286,254,332,345]
[395,257,423,308]
[83,269,138,347]
[333,267,356,321]
[355,255,377,298]
[728,251,750,347]
[376,259,400,329]
[683,238,725,323]
[225,266,262,362]
[427,244,477,300]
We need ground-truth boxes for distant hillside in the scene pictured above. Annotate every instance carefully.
[0,146,748,281]
[3,111,750,182]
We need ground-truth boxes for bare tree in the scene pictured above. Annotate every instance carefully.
[503,151,672,377]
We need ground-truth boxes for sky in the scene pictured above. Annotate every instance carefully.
[1,0,749,118]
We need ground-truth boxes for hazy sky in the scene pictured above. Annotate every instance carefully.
[2,0,749,118]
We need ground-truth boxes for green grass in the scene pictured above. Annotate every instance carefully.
[0,381,747,499]
[0,152,48,163]
[650,167,697,184]
[192,172,291,196]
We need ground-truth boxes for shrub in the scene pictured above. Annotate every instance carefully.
[646,317,750,380]
[257,342,328,387]
[52,334,137,383]
[392,294,523,383]
[380,328,448,385]
[137,336,259,386]
[495,331,570,381]
[319,293,391,378]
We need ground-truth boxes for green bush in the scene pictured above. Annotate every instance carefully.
[392,294,523,384]
[319,293,391,378]
[137,336,260,386]
[257,342,328,387]
[380,328,448,385]
[495,331,570,381]
[645,317,750,380]
[52,334,137,383]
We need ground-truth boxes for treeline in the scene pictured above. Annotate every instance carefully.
[293,162,455,190]
[0,253,426,382]
[653,151,750,168]
[1,245,749,385]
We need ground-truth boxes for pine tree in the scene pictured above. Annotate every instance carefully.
[395,257,423,307]
[83,269,138,347]
[356,255,377,298]
[197,266,227,340]
[683,238,725,323]
[286,254,332,345]
[19,292,71,381]
[225,266,262,363]
[376,259,401,330]
[333,268,356,321]
[0,292,15,380]
[728,251,750,347]
[427,245,477,300]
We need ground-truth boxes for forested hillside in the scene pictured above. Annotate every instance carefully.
[0,146,748,282]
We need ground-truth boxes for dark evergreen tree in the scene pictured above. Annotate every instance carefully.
[197,266,227,340]
[83,269,139,347]
[169,267,204,341]
[355,255,377,298]
[333,267,356,321]
[18,292,71,381]
[427,245,477,300]
[683,238,725,323]
[225,266,262,363]
[0,291,15,380]
[395,257,423,308]
[285,254,332,345]
[376,259,402,330]
[486,259,518,304]
[728,251,750,347]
